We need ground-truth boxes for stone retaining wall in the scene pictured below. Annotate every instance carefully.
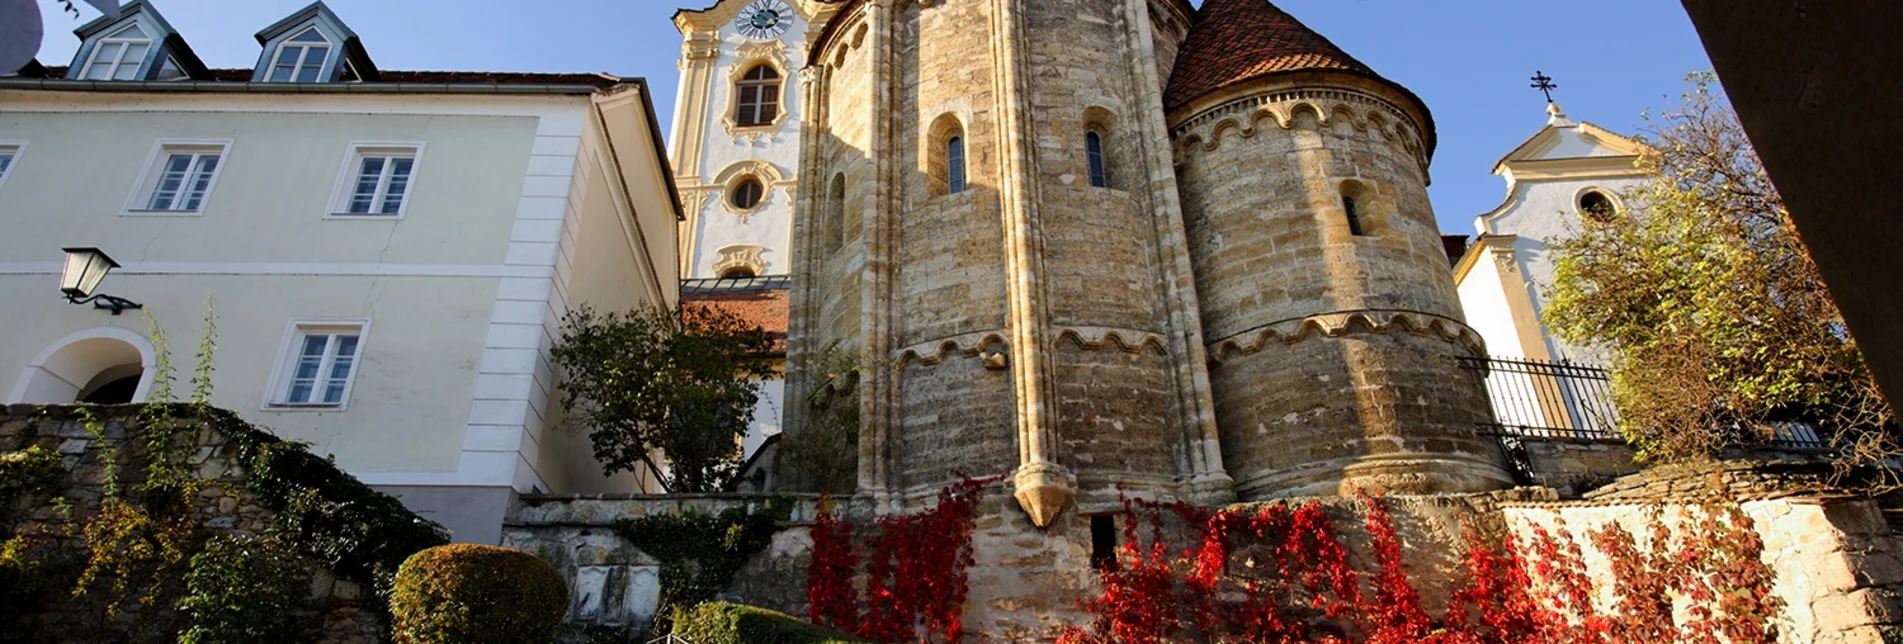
[501,493,823,635]
[1503,459,1903,643]
[0,405,382,644]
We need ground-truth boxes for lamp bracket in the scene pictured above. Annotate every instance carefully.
[65,293,143,315]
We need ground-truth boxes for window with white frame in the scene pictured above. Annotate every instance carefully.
[268,27,332,82]
[80,22,152,81]
[128,142,228,214]
[0,145,18,185]
[332,144,421,217]
[270,323,367,407]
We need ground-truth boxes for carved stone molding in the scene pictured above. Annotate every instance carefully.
[1206,310,1486,364]
[1169,88,1429,176]
[713,244,768,277]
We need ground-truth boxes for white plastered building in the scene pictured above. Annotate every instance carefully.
[0,1,683,543]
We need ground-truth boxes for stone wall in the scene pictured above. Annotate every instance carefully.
[501,493,823,635]
[1501,461,1903,643]
[1515,436,1642,496]
[0,405,383,644]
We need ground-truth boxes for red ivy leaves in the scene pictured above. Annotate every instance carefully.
[807,476,1001,644]
[807,494,859,635]
[1057,498,1780,644]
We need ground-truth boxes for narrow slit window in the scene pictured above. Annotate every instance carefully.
[734,64,782,127]
[1343,195,1365,236]
[0,147,16,183]
[946,136,967,194]
[1086,131,1109,188]
[826,174,846,253]
[1090,514,1119,571]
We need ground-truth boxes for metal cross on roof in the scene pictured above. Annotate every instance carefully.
[1530,71,1559,104]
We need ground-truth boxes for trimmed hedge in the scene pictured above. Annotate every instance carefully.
[672,602,869,644]
[390,544,569,644]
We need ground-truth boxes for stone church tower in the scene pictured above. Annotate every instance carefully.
[783,0,1507,541]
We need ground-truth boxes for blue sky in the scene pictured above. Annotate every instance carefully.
[35,0,1714,235]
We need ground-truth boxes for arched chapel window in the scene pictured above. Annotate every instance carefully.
[1086,131,1109,188]
[730,177,765,210]
[734,64,782,127]
[946,136,967,194]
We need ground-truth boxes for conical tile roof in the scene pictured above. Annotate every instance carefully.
[1164,0,1379,110]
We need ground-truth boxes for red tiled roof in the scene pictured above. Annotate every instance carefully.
[1164,0,1377,110]
[684,289,790,356]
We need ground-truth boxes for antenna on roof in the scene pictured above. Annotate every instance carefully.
[1530,70,1559,104]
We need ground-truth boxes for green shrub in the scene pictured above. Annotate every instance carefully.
[176,534,317,644]
[672,602,869,644]
[390,544,569,644]
[0,446,65,518]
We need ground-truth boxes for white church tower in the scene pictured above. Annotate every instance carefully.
[668,1,837,466]
[670,0,833,280]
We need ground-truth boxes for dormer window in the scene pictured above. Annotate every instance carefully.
[80,23,152,81]
[156,56,188,81]
[269,27,332,82]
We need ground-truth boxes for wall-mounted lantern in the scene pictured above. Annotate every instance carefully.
[60,247,142,315]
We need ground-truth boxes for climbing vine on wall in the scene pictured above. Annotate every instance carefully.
[1053,496,1781,644]
[0,305,449,641]
[807,475,1002,644]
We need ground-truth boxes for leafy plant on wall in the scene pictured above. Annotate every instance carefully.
[1544,73,1896,484]
[552,305,773,493]
[1052,496,1781,644]
[807,476,1000,644]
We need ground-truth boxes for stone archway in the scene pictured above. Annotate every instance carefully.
[7,327,157,404]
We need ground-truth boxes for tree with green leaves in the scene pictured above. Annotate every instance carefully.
[1544,73,1897,484]
[551,305,770,493]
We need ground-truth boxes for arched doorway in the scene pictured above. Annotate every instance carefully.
[7,328,157,405]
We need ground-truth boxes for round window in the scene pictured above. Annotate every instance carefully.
[730,178,765,209]
[1579,190,1617,223]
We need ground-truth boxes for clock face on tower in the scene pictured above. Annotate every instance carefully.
[736,0,793,40]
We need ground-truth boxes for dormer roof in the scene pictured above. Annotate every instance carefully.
[65,0,211,81]
[249,1,379,82]
[1164,0,1375,110]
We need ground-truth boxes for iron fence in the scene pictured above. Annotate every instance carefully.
[1458,354,1834,449]
[1458,355,1622,440]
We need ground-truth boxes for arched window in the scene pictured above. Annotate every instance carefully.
[734,64,782,127]
[730,177,765,210]
[946,136,967,194]
[1579,190,1617,223]
[826,174,847,254]
[1086,131,1109,188]
[720,266,758,279]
